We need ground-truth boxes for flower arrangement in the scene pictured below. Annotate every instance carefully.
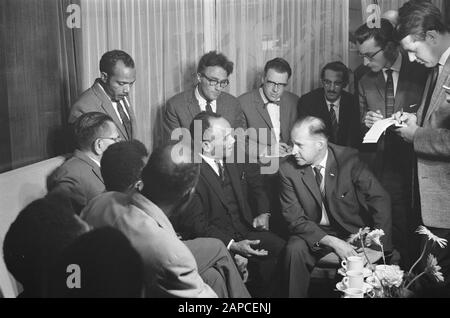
[347,226,447,298]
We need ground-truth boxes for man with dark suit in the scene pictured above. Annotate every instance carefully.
[355,18,427,266]
[298,61,361,148]
[172,112,287,297]
[69,50,137,141]
[47,112,121,213]
[279,116,392,297]
[163,51,246,141]
[394,1,450,294]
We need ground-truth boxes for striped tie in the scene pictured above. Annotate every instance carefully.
[206,100,213,113]
[329,104,338,143]
[385,69,395,117]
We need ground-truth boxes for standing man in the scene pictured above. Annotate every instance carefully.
[298,61,361,148]
[395,1,450,292]
[355,18,427,266]
[163,51,246,141]
[279,116,392,297]
[70,50,137,141]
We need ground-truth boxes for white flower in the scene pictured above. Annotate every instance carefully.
[376,265,404,288]
[366,229,385,247]
[348,227,371,244]
[425,254,444,283]
[416,226,448,248]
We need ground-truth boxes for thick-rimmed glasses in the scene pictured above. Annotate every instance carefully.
[322,80,345,88]
[265,80,288,89]
[358,48,383,61]
[200,73,229,88]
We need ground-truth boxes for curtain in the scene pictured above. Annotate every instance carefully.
[216,0,349,97]
[79,0,349,150]
[361,0,444,22]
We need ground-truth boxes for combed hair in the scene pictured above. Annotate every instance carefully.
[396,1,449,41]
[101,140,149,192]
[320,61,350,85]
[99,50,135,76]
[355,18,397,48]
[73,112,114,151]
[264,57,292,78]
[197,51,234,76]
[293,116,329,140]
[141,142,200,205]
[189,111,222,143]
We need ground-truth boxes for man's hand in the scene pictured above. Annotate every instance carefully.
[393,111,418,143]
[233,254,249,283]
[356,247,383,266]
[320,235,358,260]
[230,240,268,258]
[279,142,292,157]
[364,110,384,128]
[253,213,270,231]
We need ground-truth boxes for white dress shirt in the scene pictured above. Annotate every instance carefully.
[195,86,217,113]
[259,88,281,142]
[312,150,330,226]
[96,82,130,123]
[382,53,402,97]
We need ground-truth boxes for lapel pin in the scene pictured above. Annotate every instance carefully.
[330,173,335,177]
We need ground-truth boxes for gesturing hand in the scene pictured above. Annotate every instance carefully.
[230,240,268,258]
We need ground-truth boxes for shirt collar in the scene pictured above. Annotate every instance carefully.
[325,97,341,108]
[313,149,328,170]
[86,154,101,167]
[199,153,222,172]
[383,53,402,73]
[439,45,450,67]
[96,81,128,105]
[195,86,216,107]
[259,87,280,105]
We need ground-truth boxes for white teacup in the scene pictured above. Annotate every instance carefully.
[341,256,364,272]
[344,288,364,298]
[343,270,364,289]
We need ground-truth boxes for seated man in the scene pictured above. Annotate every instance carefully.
[279,116,392,297]
[81,141,249,298]
[163,51,246,141]
[47,112,121,213]
[3,195,90,298]
[297,61,361,148]
[97,140,250,298]
[172,111,287,297]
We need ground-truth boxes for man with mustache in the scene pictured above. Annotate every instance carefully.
[355,18,427,267]
[69,50,137,141]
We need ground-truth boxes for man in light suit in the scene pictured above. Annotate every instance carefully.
[298,61,361,148]
[355,18,427,266]
[395,1,450,294]
[47,112,121,214]
[279,116,392,297]
[163,51,246,141]
[97,140,250,298]
[171,112,287,297]
[81,142,233,298]
[70,50,137,141]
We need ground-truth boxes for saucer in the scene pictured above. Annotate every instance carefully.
[336,281,373,294]
[338,267,372,278]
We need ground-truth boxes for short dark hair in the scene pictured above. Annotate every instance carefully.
[264,57,292,78]
[396,1,448,41]
[3,195,87,295]
[293,116,329,140]
[189,111,222,142]
[73,112,114,151]
[355,18,397,49]
[48,227,143,298]
[141,142,200,205]
[320,61,350,85]
[99,50,135,76]
[197,51,234,76]
[101,140,149,192]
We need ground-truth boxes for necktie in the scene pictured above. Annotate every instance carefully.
[313,166,324,196]
[206,100,213,113]
[216,160,225,183]
[116,100,132,139]
[385,69,395,118]
[421,64,440,126]
[329,104,338,143]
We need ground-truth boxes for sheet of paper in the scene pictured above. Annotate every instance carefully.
[363,118,406,144]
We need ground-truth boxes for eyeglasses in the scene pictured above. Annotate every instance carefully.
[98,136,122,143]
[322,80,345,88]
[200,73,229,88]
[358,48,383,61]
[265,80,288,89]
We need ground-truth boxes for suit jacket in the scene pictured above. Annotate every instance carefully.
[238,89,299,147]
[172,162,270,246]
[279,143,392,251]
[163,87,247,141]
[413,56,450,229]
[47,150,105,213]
[69,80,138,141]
[298,88,361,148]
[80,191,217,298]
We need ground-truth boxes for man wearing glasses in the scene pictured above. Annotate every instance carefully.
[163,51,246,141]
[298,61,361,148]
[47,112,121,214]
[355,18,427,267]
